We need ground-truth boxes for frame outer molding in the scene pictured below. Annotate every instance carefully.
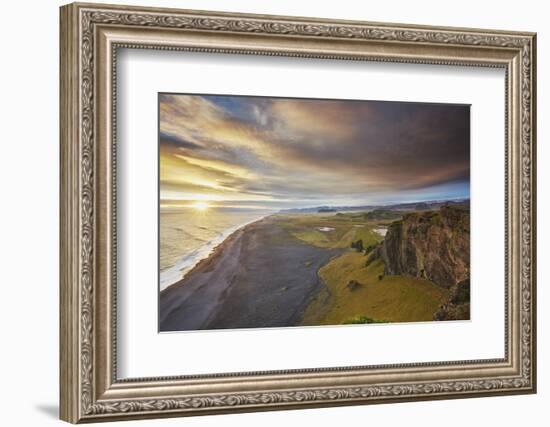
[60,4,81,423]
[60,2,536,423]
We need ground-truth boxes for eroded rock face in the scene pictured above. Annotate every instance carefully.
[378,206,470,289]
[433,279,470,320]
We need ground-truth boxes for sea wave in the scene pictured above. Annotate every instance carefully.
[160,214,270,291]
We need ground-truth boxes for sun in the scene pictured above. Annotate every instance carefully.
[191,201,210,211]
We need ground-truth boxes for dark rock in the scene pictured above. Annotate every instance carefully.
[351,239,364,252]
[365,245,381,267]
[433,278,470,321]
[346,280,361,291]
[450,278,470,304]
[364,243,378,255]
[433,302,470,321]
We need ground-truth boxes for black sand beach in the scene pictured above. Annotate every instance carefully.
[159,216,343,331]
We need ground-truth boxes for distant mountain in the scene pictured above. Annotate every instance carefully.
[280,198,470,214]
[382,199,470,211]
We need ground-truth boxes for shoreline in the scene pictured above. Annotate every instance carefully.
[159,221,250,329]
[160,217,259,295]
[160,213,273,292]
[159,216,343,331]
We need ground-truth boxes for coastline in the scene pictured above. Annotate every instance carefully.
[159,215,343,331]
[161,217,254,295]
[159,220,251,330]
[160,213,272,292]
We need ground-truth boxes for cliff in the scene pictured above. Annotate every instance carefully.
[372,206,470,289]
[433,278,470,320]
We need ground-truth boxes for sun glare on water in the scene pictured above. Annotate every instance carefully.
[191,201,210,211]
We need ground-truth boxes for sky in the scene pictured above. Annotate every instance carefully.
[159,93,470,210]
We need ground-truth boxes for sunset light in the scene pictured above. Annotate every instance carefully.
[191,201,209,211]
[159,94,470,209]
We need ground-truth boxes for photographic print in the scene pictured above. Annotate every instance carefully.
[159,94,470,332]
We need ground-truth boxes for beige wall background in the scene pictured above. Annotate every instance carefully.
[0,1,545,426]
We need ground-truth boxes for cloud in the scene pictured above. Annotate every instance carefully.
[160,132,202,150]
[159,94,469,207]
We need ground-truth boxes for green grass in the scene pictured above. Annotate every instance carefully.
[301,252,449,326]
[276,213,383,249]
[343,315,386,324]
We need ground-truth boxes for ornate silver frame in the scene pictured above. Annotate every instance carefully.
[60,2,537,423]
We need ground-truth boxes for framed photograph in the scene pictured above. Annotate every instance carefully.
[60,2,537,423]
[158,94,472,332]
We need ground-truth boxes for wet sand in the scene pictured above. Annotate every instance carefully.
[159,216,343,331]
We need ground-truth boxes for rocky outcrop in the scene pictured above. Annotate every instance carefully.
[346,280,362,291]
[375,206,469,289]
[433,279,470,320]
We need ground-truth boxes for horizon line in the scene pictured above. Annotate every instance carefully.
[160,196,471,211]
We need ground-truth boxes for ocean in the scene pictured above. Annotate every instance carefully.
[159,207,271,291]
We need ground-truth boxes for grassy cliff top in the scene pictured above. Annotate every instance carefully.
[302,252,449,326]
